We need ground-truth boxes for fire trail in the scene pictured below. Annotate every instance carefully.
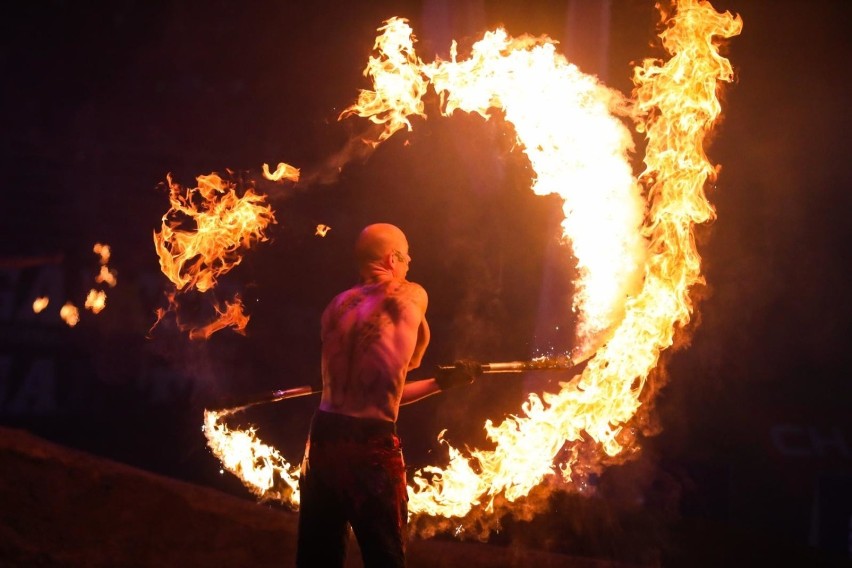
[162,0,744,538]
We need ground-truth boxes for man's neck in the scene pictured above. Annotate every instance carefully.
[362,271,396,285]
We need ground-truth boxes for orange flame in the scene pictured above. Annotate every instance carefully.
[262,162,301,183]
[32,297,49,314]
[338,18,428,144]
[203,0,742,534]
[60,302,79,327]
[187,297,249,341]
[315,224,331,237]
[95,265,118,288]
[152,172,278,338]
[84,289,106,314]
[203,408,301,506]
[93,242,111,265]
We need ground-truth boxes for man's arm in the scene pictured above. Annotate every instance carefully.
[399,377,441,406]
[399,361,484,406]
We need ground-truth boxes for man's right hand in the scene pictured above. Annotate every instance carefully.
[434,360,483,391]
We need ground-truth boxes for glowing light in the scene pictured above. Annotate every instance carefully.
[93,242,111,264]
[315,224,331,237]
[84,289,106,314]
[32,297,49,313]
[60,302,79,327]
[95,265,118,288]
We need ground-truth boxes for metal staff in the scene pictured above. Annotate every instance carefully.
[212,352,592,413]
[437,353,590,374]
[212,385,320,413]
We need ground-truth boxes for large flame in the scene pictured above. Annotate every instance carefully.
[202,0,741,535]
[152,172,289,338]
[203,408,301,506]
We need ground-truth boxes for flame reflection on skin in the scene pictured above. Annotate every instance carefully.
[203,0,742,536]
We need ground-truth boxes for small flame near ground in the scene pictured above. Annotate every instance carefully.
[200,0,741,539]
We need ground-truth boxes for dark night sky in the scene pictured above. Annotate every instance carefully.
[2,0,852,562]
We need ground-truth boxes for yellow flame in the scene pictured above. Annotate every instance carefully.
[204,0,742,532]
[315,224,331,237]
[339,18,428,144]
[95,265,118,288]
[32,297,49,313]
[154,173,275,293]
[93,242,111,265]
[187,297,249,341]
[153,172,276,338]
[203,409,301,507]
[262,162,301,183]
[84,289,107,314]
[60,302,79,327]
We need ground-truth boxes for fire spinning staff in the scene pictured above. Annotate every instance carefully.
[192,0,742,538]
[213,351,594,413]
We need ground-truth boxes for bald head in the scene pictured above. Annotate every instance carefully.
[355,223,409,280]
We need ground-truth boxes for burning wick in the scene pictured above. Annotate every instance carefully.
[315,224,331,237]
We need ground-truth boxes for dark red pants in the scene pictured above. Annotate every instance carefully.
[296,410,408,567]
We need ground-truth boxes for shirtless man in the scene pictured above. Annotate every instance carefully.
[296,223,480,567]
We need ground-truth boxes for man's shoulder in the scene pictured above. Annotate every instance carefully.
[396,280,428,309]
[398,279,426,295]
[323,287,362,317]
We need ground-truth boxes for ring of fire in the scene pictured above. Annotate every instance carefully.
[162,0,745,538]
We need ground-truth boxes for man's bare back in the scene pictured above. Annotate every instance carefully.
[298,223,481,568]
[318,224,429,422]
